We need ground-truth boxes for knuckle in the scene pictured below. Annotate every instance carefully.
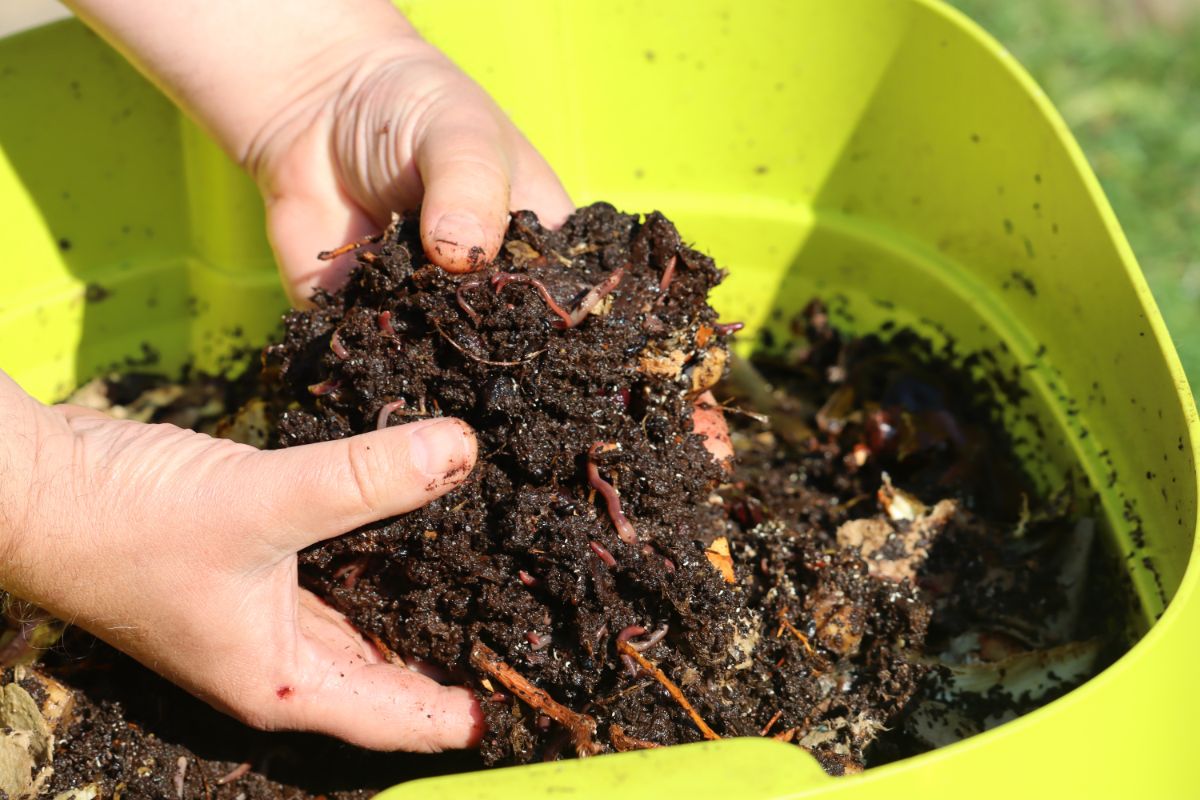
[343,436,394,515]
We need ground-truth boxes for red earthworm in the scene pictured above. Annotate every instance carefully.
[655,254,678,306]
[526,632,552,651]
[587,443,638,545]
[215,762,251,785]
[376,398,408,430]
[714,321,745,336]
[307,379,340,396]
[629,625,668,652]
[565,265,625,327]
[491,273,574,328]
[589,540,617,568]
[518,570,539,587]
[330,330,349,360]
[456,279,484,326]
[378,310,397,337]
[332,558,368,589]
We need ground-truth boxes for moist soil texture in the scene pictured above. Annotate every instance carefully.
[3,205,1122,798]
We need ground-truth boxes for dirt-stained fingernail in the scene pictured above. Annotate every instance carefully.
[407,418,476,478]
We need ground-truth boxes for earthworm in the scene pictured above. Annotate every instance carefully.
[215,762,251,785]
[329,330,349,360]
[518,570,539,587]
[307,379,340,396]
[714,321,745,336]
[588,540,617,568]
[587,443,638,545]
[378,310,397,337]
[630,625,669,652]
[564,265,625,327]
[333,558,368,589]
[526,632,552,651]
[654,254,679,307]
[456,279,484,326]
[376,398,408,430]
[616,625,647,677]
[174,756,188,799]
[491,273,574,327]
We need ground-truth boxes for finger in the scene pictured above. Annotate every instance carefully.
[247,417,477,552]
[414,109,512,273]
[264,172,378,307]
[291,661,484,752]
[693,391,733,466]
[507,141,575,230]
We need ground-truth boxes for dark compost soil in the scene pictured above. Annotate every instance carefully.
[3,204,1121,798]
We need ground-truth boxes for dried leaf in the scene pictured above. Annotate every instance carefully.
[704,537,736,584]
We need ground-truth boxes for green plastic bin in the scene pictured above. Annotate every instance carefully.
[0,1,1195,797]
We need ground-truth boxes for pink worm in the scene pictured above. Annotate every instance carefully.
[215,762,252,785]
[518,570,539,587]
[526,632,552,651]
[587,444,638,545]
[330,330,350,360]
[714,321,745,336]
[658,254,678,297]
[456,279,484,326]
[491,273,573,327]
[378,310,397,337]
[589,540,617,568]
[307,379,340,396]
[376,398,408,430]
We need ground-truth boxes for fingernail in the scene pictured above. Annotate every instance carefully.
[409,418,475,478]
[431,213,487,267]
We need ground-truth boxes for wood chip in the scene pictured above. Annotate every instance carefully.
[704,536,736,584]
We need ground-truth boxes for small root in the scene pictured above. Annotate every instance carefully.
[470,641,601,757]
[433,322,543,367]
[616,639,720,741]
[760,709,783,736]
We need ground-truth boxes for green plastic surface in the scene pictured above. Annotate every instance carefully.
[0,1,1196,797]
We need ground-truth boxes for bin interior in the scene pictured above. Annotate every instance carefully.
[1,1,1197,797]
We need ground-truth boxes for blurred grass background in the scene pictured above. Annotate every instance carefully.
[948,0,1200,384]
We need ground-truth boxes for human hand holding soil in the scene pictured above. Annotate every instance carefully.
[0,370,484,751]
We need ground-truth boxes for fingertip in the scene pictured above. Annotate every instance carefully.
[422,209,503,273]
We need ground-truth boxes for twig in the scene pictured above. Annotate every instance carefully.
[776,607,815,656]
[760,709,783,736]
[615,640,720,741]
[470,641,601,757]
[317,230,384,261]
[610,724,662,752]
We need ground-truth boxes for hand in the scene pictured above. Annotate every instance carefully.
[0,371,482,751]
[246,36,574,305]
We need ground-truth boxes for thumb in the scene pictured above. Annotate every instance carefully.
[241,417,477,556]
[415,107,513,273]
